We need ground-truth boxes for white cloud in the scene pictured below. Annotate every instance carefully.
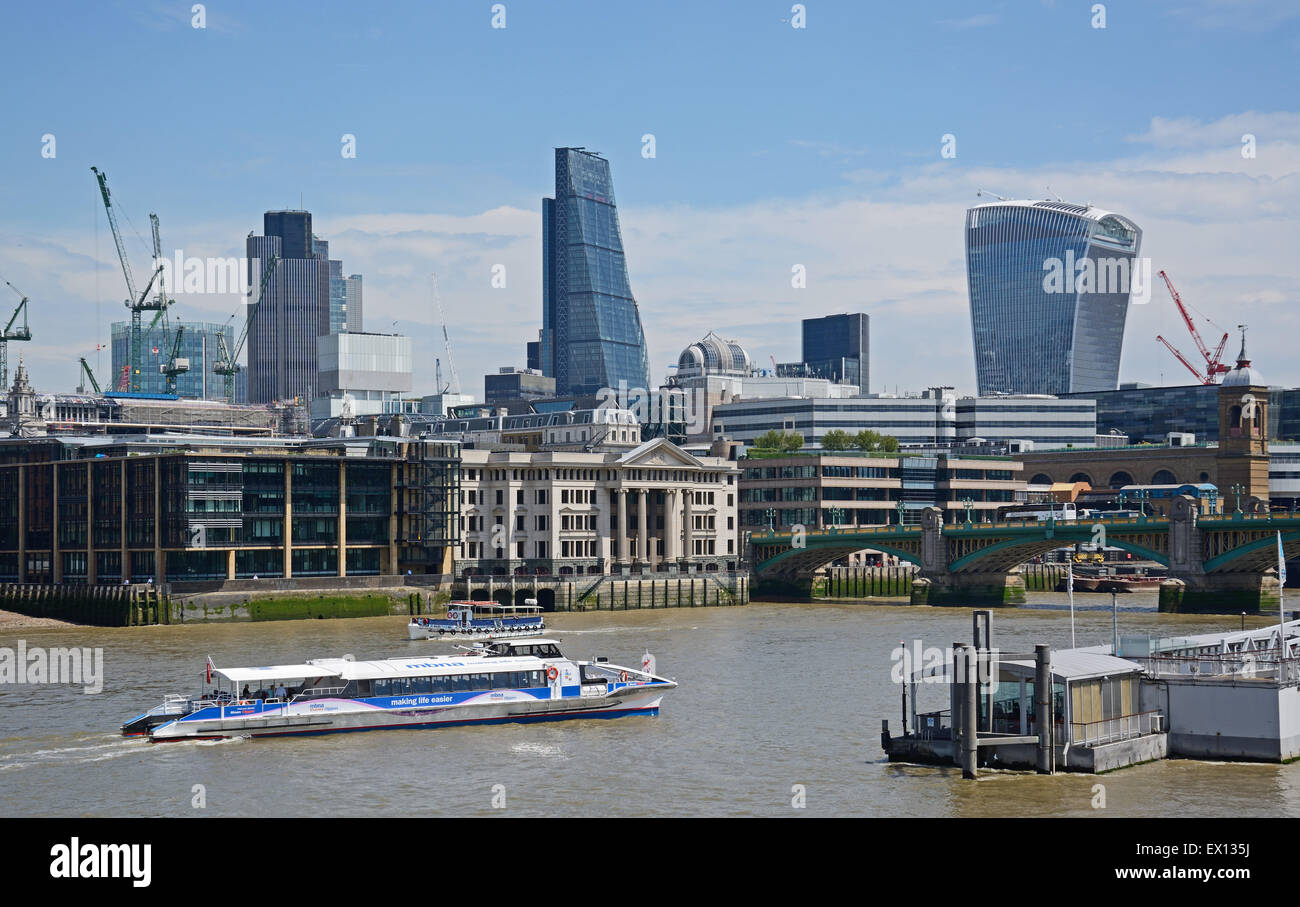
[7,111,1300,399]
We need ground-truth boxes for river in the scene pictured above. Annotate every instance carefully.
[2,593,1297,817]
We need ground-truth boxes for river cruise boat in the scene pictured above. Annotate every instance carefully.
[408,600,545,641]
[123,639,674,741]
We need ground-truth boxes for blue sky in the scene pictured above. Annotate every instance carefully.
[2,0,1299,397]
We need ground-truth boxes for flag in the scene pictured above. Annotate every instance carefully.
[1279,532,1287,587]
[1067,567,1074,594]
[205,655,213,684]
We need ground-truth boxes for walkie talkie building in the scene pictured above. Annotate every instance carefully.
[541,148,650,397]
[965,200,1142,396]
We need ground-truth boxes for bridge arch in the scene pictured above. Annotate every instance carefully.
[1203,530,1300,574]
[947,528,1169,574]
[756,539,922,575]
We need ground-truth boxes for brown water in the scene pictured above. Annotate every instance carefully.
[1,593,1297,817]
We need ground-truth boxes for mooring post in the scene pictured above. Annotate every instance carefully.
[961,644,979,778]
[1035,643,1053,774]
[950,642,963,766]
[973,609,993,732]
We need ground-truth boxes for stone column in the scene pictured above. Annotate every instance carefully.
[637,488,648,565]
[649,491,660,569]
[683,486,695,567]
[616,489,629,567]
[226,549,236,580]
[663,489,677,561]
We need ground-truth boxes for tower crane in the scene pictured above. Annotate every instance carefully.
[213,255,278,404]
[1,280,33,389]
[91,166,164,392]
[78,358,103,394]
[432,273,461,395]
[1154,269,1230,385]
[146,213,186,390]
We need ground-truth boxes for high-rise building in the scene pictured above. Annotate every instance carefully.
[541,147,650,397]
[345,274,363,332]
[798,313,869,391]
[247,211,330,403]
[111,320,236,399]
[965,200,1142,396]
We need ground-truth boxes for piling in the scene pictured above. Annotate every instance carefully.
[961,644,979,779]
[1035,643,1053,774]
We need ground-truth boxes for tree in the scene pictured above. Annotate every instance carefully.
[821,429,853,450]
[753,429,786,450]
[781,431,805,452]
[854,429,882,451]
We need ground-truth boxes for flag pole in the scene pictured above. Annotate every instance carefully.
[1067,563,1076,649]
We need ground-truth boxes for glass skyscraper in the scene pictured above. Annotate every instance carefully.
[111,320,235,398]
[541,148,650,396]
[965,200,1142,396]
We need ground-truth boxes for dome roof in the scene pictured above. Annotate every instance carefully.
[1220,330,1265,387]
[677,331,750,379]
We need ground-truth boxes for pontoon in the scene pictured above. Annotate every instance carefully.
[407,600,545,641]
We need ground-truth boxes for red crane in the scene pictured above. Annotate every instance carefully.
[1154,270,1230,384]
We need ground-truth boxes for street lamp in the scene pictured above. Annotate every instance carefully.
[1231,483,1245,515]
[961,496,975,524]
[829,507,844,530]
[765,508,776,532]
[896,499,906,527]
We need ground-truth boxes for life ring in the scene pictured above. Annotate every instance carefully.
[619,671,628,682]
[546,666,559,681]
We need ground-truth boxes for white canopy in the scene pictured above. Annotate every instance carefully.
[214,664,342,684]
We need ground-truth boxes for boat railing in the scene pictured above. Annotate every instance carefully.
[289,685,348,703]
[1131,653,1300,684]
[1069,709,1163,747]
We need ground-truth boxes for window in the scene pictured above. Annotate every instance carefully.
[495,490,504,506]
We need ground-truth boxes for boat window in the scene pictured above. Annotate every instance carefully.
[390,678,411,696]
[451,674,474,692]
[412,676,432,694]
[374,679,392,696]
[356,679,373,698]
[472,673,492,691]
[527,670,543,688]
[430,675,451,693]
[492,672,515,690]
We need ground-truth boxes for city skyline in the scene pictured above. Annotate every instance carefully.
[1,2,1298,400]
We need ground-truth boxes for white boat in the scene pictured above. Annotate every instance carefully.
[127,640,674,741]
[408,600,545,640]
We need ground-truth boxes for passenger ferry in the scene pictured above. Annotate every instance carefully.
[408,600,545,641]
[123,639,674,741]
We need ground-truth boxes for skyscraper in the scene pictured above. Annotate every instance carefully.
[800,313,869,391]
[541,148,650,396]
[246,211,329,403]
[110,320,235,398]
[965,199,1142,396]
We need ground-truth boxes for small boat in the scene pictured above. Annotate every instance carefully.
[128,639,674,741]
[408,600,545,640]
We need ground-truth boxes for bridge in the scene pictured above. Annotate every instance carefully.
[749,496,1300,612]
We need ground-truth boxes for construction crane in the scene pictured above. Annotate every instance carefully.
[91,166,165,392]
[144,213,185,389]
[1155,269,1230,385]
[213,255,278,404]
[432,273,461,395]
[161,323,189,394]
[78,357,102,394]
[1,280,33,389]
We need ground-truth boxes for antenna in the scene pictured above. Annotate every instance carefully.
[431,273,461,396]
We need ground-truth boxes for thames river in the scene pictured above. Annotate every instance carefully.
[2,594,1298,818]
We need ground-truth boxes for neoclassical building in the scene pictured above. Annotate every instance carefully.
[456,437,740,577]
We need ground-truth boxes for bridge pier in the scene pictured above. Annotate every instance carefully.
[751,573,816,601]
[910,572,1026,607]
[1159,574,1282,614]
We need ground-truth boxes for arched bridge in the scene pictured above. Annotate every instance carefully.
[749,497,1300,612]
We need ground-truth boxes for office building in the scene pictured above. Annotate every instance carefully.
[541,147,650,396]
[787,313,870,390]
[110,320,235,399]
[456,437,739,578]
[312,331,413,420]
[0,433,460,583]
[313,237,363,335]
[247,211,330,404]
[966,199,1143,396]
[485,368,557,407]
[712,390,1095,450]
[739,452,1022,529]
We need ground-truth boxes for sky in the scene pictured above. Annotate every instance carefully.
[1,0,1298,400]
